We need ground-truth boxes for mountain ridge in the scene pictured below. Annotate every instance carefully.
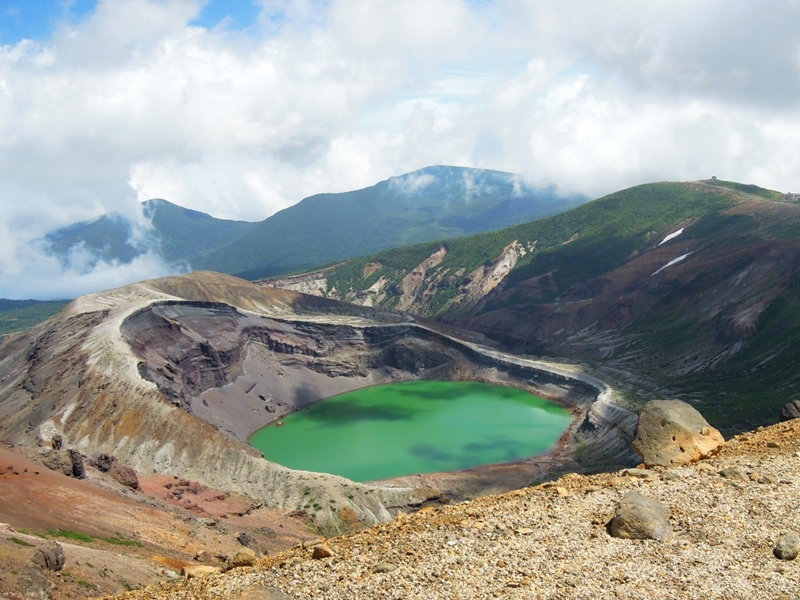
[44,165,587,281]
[263,179,800,433]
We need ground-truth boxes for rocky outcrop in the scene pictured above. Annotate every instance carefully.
[91,453,140,489]
[609,492,672,542]
[40,449,73,476]
[780,400,800,421]
[32,541,65,571]
[632,400,724,467]
[68,449,86,479]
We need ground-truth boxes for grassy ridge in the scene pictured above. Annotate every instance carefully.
[322,182,738,313]
[289,179,800,432]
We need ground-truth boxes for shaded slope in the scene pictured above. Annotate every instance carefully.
[44,200,256,270]
[265,180,800,432]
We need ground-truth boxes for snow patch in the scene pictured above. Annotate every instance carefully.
[658,228,685,246]
[652,252,693,276]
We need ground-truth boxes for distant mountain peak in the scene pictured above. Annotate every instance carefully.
[43,165,587,282]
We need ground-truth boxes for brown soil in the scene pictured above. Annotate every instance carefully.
[0,443,318,599]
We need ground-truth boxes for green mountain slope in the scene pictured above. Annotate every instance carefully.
[45,200,256,269]
[266,180,800,433]
[44,166,585,279]
[142,199,257,265]
[0,299,70,337]
[197,166,585,279]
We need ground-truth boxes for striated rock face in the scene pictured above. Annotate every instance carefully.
[632,400,724,467]
[32,541,65,571]
[0,271,634,530]
[780,400,800,422]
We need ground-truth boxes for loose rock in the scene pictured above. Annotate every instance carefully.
[622,468,658,479]
[225,548,257,571]
[632,400,724,467]
[312,545,334,559]
[719,466,749,482]
[182,565,222,579]
[373,562,396,573]
[609,492,672,542]
[774,533,800,560]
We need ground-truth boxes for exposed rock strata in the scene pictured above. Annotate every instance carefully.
[0,271,634,530]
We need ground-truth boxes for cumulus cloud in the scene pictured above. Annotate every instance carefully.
[1,0,800,298]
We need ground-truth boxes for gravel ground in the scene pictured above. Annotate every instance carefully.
[104,419,800,600]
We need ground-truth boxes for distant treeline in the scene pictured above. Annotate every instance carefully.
[0,299,70,337]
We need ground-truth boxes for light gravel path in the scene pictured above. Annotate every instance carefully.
[105,419,800,600]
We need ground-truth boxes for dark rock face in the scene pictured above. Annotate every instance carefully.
[91,453,140,489]
[68,449,85,479]
[237,532,261,555]
[780,400,800,422]
[609,492,672,542]
[632,400,724,467]
[32,541,65,571]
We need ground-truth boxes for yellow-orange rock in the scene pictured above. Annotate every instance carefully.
[632,400,724,467]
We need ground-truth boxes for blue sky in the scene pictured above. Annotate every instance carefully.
[0,0,799,299]
[0,0,262,44]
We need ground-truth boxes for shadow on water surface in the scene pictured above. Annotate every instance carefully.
[304,400,415,424]
[462,439,532,462]
[391,381,518,402]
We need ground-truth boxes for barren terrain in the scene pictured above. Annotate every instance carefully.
[104,419,800,600]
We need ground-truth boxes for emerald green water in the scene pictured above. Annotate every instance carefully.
[249,380,571,482]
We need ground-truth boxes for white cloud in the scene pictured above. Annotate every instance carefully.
[1,0,800,298]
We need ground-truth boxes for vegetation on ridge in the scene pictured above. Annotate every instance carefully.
[274,180,800,434]
[0,299,70,337]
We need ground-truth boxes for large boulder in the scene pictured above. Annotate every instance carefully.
[91,453,140,490]
[780,400,800,422]
[68,449,86,479]
[40,450,73,476]
[609,492,672,542]
[632,400,724,467]
[32,541,65,571]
